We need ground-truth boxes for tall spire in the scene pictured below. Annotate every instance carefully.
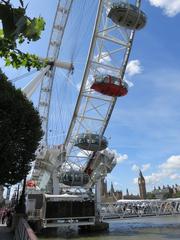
[126,188,129,196]
[139,169,143,178]
[138,169,146,199]
[110,182,115,194]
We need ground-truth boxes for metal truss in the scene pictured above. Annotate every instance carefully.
[99,198,180,220]
[31,0,73,188]
[38,0,73,145]
[31,0,143,190]
[63,0,142,175]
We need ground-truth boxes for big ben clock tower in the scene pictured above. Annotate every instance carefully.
[138,170,146,199]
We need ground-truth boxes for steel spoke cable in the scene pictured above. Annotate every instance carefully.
[72,1,97,61]
[9,69,37,82]
[54,70,74,143]
[69,0,88,61]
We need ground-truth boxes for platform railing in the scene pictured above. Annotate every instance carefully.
[14,218,37,240]
[99,198,180,220]
[42,216,96,228]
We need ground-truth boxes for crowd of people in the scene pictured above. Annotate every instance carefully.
[0,207,13,227]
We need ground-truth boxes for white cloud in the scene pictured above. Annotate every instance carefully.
[113,181,119,186]
[133,155,180,185]
[149,0,180,17]
[99,54,111,63]
[61,162,80,171]
[76,82,81,91]
[142,163,151,172]
[124,78,134,88]
[133,178,138,184]
[77,150,91,158]
[124,60,142,87]
[133,170,171,185]
[106,148,128,164]
[126,60,142,77]
[170,173,180,180]
[144,171,171,184]
[159,155,180,170]
[112,150,128,164]
[93,52,118,76]
[76,77,92,91]
[94,51,111,64]
[132,163,151,172]
[132,164,139,172]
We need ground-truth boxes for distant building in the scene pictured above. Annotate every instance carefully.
[126,188,129,196]
[123,188,140,200]
[173,184,180,194]
[138,170,146,199]
[152,184,180,199]
[101,178,107,196]
[110,182,115,195]
[101,178,122,202]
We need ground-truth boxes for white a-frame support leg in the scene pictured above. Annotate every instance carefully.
[22,65,50,99]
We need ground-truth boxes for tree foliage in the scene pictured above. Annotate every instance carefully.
[146,192,156,199]
[0,70,43,185]
[0,0,46,71]
[173,192,180,198]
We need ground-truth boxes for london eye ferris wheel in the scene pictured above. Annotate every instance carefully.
[21,0,146,193]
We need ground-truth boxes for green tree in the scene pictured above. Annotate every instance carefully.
[173,192,180,198]
[163,192,173,200]
[146,192,156,199]
[0,70,43,185]
[0,0,46,71]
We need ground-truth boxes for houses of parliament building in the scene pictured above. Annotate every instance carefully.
[100,170,146,202]
[100,170,180,202]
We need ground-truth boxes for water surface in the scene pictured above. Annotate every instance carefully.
[39,215,180,240]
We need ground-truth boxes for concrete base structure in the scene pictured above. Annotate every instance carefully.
[79,222,109,232]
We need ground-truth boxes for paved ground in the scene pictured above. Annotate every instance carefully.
[0,224,13,240]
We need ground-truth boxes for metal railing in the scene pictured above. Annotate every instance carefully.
[42,216,96,228]
[99,198,180,220]
[14,218,37,240]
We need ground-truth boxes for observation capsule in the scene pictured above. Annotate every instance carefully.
[108,2,146,30]
[74,133,108,151]
[91,75,128,97]
[59,171,89,186]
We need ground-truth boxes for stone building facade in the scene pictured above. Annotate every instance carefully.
[152,184,180,199]
[100,178,122,202]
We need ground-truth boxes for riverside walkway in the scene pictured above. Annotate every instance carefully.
[0,224,13,240]
[0,218,38,240]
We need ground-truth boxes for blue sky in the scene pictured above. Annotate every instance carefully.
[105,0,180,194]
[2,0,180,195]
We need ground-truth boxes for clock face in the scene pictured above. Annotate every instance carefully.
[138,180,145,184]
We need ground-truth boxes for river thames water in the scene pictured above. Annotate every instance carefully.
[39,215,180,240]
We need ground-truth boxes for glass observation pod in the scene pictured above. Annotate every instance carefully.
[74,133,108,151]
[91,75,128,97]
[59,171,89,186]
[108,2,147,30]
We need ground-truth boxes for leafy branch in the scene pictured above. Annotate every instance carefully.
[0,0,47,71]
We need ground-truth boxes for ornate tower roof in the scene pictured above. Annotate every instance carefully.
[139,169,144,179]
[110,182,115,194]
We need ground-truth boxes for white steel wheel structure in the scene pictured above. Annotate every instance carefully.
[27,0,146,193]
